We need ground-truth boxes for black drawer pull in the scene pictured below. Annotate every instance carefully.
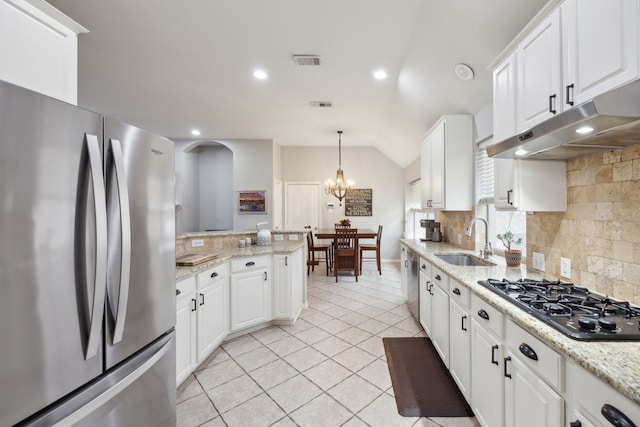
[434,274,441,281]
[507,189,513,205]
[245,261,255,267]
[210,272,218,278]
[191,298,197,312]
[478,309,490,320]
[176,289,181,296]
[569,421,582,427]
[452,288,461,295]
[491,345,499,365]
[601,404,635,427]
[566,83,574,106]
[519,343,538,361]
[199,293,205,306]
[461,315,467,331]
[549,93,557,114]
[421,264,426,270]
[504,356,512,378]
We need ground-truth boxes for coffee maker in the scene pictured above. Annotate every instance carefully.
[419,219,434,241]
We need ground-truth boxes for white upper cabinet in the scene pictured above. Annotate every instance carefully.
[493,0,640,141]
[562,0,639,107]
[421,115,473,211]
[0,0,87,104]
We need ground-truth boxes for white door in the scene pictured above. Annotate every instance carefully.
[285,183,320,230]
[273,179,283,230]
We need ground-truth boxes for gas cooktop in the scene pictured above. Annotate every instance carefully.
[478,278,640,341]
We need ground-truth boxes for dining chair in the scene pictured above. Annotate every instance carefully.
[333,228,359,282]
[305,226,331,276]
[360,225,383,275]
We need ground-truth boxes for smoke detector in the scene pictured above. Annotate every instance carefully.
[292,55,321,66]
[310,101,332,108]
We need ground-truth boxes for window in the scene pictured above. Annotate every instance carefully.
[407,179,434,239]
[475,138,494,205]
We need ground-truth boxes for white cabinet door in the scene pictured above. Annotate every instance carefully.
[420,136,433,209]
[419,270,432,336]
[504,350,564,427]
[231,268,272,331]
[493,52,517,143]
[273,254,291,319]
[449,299,470,400]
[429,123,446,210]
[430,282,450,367]
[471,319,504,427]
[400,245,408,299]
[562,0,639,108]
[493,158,516,210]
[517,9,561,132]
[175,294,196,386]
[196,279,229,363]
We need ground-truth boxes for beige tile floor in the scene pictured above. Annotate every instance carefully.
[177,261,480,427]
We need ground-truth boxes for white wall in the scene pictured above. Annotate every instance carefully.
[174,140,199,234]
[199,145,233,230]
[281,146,404,260]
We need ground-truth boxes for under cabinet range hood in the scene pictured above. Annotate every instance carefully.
[488,79,640,160]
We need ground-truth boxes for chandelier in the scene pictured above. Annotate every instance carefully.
[325,130,354,206]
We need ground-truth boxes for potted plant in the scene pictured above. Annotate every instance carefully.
[497,230,523,267]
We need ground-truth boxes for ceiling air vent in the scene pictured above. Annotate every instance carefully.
[310,101,332,108]
[292,55,321,66]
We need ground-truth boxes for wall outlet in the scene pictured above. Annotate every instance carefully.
[274,234,284,241]
[560,257,571,279]
[191,239,204,247]
[288,234,299,240]
[532,252,545,272]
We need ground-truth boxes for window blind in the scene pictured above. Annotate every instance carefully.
[475,138,494,205]
[410,179,421,209]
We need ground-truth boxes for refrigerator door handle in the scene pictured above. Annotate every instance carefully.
[109,138,131,345]
[51,336,173,427]
[85,134,108,360]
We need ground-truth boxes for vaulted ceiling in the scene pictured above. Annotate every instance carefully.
[47,0,547,168]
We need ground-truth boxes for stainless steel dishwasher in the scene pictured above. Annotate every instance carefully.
[407,249,419,321]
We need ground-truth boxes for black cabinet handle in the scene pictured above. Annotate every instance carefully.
[176,289,181,296]
[461,315,467,331]
[601,404,635,427]
[452,288,461,295]
[566,83,574,106]
[191,298,197,312]
[199,293,205,306]
[569,421,582,427]
[210,272,218,278]
[478,309,490,321]
[491,345,499,365]
[504,356,512,378]
[285,256,288,266]
[246,261,255,267]
[421,264,426,270]
[507,189,513,205]
[434,274,441,281]
[264,271,268,281]
[519,343,539,361]
[404,260,409,267]
[549,94,557,114]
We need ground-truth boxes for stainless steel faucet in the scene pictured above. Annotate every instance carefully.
[465,217,493,259]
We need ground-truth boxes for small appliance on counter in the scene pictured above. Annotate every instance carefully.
[432,222,442,242]
[256,222,272,246]
[419,219,434,241]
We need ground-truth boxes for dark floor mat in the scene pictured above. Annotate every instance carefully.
[383,337,474,418]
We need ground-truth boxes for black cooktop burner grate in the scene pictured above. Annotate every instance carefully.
[478,278,640,341]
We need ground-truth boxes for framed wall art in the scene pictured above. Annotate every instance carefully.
[238,190,267,214]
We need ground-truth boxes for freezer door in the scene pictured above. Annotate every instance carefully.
[20,332,176,427]
[0,81,105,426]
[103,117,176,368]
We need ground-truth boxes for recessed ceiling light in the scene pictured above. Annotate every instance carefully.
[253,69,268,80]
[576,126,594,134]
[191,129,201,136]
[454,63,474,81]
[373,70,388,80]
[515,149,528,156]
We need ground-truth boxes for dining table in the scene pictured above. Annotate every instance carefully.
[314,228,378,240]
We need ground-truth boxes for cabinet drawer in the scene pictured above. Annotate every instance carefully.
[431,265,449,292]
[419,258,431,276]
[196,263,229,289]
[176,276,196,301]
[231,255,269,273]
[505,319,563,391]
[449,278,470,308]
[471,293,503,338]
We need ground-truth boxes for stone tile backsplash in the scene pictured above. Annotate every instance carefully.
[528,144,640,305]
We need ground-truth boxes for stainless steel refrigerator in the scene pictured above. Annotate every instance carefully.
[0,80,176,426]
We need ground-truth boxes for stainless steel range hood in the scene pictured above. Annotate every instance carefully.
[487,79,640,160]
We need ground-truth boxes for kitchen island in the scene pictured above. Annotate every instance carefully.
[401,238,640,410]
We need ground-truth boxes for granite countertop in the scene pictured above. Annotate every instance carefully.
[401,239,640,406]
[175,241,304,281]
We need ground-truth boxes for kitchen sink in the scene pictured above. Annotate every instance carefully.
[434,253,495,267]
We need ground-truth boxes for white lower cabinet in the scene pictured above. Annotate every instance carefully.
[566,360,640,427]
[470,295,505,427]
[430,268,450,367]
[175,276,197,386]
[195,264,230,362]
[418,260,432,336]
[400,245,409,299]
[273,249,303,322]
[230,255,272,331]
[448,279,470,400]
